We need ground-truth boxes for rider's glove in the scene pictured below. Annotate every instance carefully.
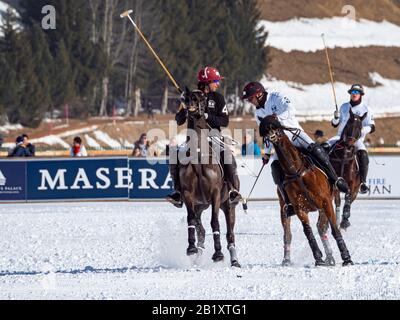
[204,113,209,120]
[262,154,270,165]
[332,110,340,126]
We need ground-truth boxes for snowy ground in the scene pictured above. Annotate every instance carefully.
[0,200,399,300]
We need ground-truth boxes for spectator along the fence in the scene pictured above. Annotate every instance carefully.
[70,136,88,157]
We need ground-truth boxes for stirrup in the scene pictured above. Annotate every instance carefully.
[359,183,369,194]
[229,190,242,206]
[166,191,183,208]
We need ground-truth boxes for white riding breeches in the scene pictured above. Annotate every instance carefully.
[327,135,367,152]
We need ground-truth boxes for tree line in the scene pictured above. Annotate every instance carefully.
[0,0,268,128]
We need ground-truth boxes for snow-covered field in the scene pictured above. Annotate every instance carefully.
[260,18,400,52]
[0,201,399,300]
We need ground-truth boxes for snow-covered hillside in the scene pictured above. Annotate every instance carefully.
[260,73,400,120]
[260,18,400,53]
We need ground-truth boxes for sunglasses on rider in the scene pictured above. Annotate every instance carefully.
[212,80,220,84]
[350,90,361,95]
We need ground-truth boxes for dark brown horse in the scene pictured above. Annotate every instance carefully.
[259,114,353,267]
[176,89,240,267]
[329,109,367,230]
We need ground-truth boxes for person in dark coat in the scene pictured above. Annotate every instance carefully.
[8,136,33,157]
[22,134,36,156]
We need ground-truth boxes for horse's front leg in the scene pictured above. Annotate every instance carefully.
[184,193,198,256]
[298,210,325,266]
[341,192,352,230]
[211,193,224,263]
[281,201,292,266]
[222,202,240,268]
[317,210,335,266]
[324,202,353,266]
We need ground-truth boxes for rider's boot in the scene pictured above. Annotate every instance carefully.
[271,161,295,218]
[308,143,349,194]
[166,163,183,208]
[357,150,370,194]
[224,156,242,206]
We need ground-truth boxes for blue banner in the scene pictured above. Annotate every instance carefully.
[129,159,173,199]
[0,161,26,202]
[27,158,129,200]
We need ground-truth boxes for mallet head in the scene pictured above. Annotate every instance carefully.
[242,199,248,213]
[120,10,133,18]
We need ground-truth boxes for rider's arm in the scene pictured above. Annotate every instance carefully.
[206,94,229,128]
[332,104,344,128]
[362,107,376,135]
[175,103,187,126]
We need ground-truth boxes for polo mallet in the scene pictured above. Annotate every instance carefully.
[321,33,339,113]
[121,10,182,94]
[242,163,266,213]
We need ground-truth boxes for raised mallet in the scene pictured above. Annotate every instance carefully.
[120,10,182,94]
[321,33,339,113]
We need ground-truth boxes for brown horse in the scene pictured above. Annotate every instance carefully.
[175,89,240,267]
[329,109,367,230]
[259,114,353,267]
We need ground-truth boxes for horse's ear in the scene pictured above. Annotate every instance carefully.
[185,86,191,96]
[361,112,368,121]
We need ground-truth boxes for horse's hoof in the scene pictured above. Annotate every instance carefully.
[340,218,351,230]
[324,256,336,266]
[282,259,292,267]
[342,259,354,267]
[212,251,224,262]
[186,246,198,256]
[315,260,329,267]
[231,260,241,268]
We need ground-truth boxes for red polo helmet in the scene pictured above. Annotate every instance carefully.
[197,67,224,83]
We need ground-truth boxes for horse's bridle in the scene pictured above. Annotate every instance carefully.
[187,90,207,120]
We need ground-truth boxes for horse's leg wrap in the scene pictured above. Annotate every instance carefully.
[343,192,352,220]
[187,225,196,247]
[317,214,335,265]
[331,225,352,264]
[303,223,323,262]
[228,243,240,267]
